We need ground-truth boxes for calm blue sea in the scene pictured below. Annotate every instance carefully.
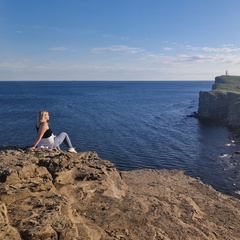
[0,81,240,198]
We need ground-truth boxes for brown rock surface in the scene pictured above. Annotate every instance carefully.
[0,147,239,240]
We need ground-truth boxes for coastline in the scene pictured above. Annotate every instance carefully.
[0,147,239,239]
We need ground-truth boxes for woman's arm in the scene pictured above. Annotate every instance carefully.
[30,123,48,149]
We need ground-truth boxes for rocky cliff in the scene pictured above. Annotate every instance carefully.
[0,147,240,240]
[197,75,240,129]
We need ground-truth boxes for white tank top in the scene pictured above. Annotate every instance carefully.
[37,134,55,148]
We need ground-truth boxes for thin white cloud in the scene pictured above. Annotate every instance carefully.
[202,47,240,53]
[138,43,240,66]
[48,47,73,51]
[163,47,173,51]
[176,54,213,62]
[222,44,234,47]
[0,59,30,70]
[91,45,144,54]
[186,45,240,53]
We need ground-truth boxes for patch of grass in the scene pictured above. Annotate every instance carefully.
[213,75,240,93]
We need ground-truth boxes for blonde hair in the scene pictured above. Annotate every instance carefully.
[36,110,49,128]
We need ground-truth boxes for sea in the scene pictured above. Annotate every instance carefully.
[0,80,240,198]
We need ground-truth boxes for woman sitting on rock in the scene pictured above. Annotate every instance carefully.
[30,110,77,153]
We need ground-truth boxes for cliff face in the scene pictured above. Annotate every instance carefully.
[0,147,240,240]
[197,75,240,129]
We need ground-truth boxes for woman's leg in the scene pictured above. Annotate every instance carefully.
[53,132,73,149]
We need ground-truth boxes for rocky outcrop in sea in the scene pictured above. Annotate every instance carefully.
[196,75,240,130]
[0,147,240,239]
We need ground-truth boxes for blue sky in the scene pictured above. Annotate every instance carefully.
[1,0,240,80]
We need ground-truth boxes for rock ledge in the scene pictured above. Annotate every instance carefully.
[0,147,240,240]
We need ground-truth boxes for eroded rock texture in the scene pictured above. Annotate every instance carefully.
[0,147,240,240]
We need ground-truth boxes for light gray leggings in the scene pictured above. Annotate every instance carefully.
[53,132,73,149]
